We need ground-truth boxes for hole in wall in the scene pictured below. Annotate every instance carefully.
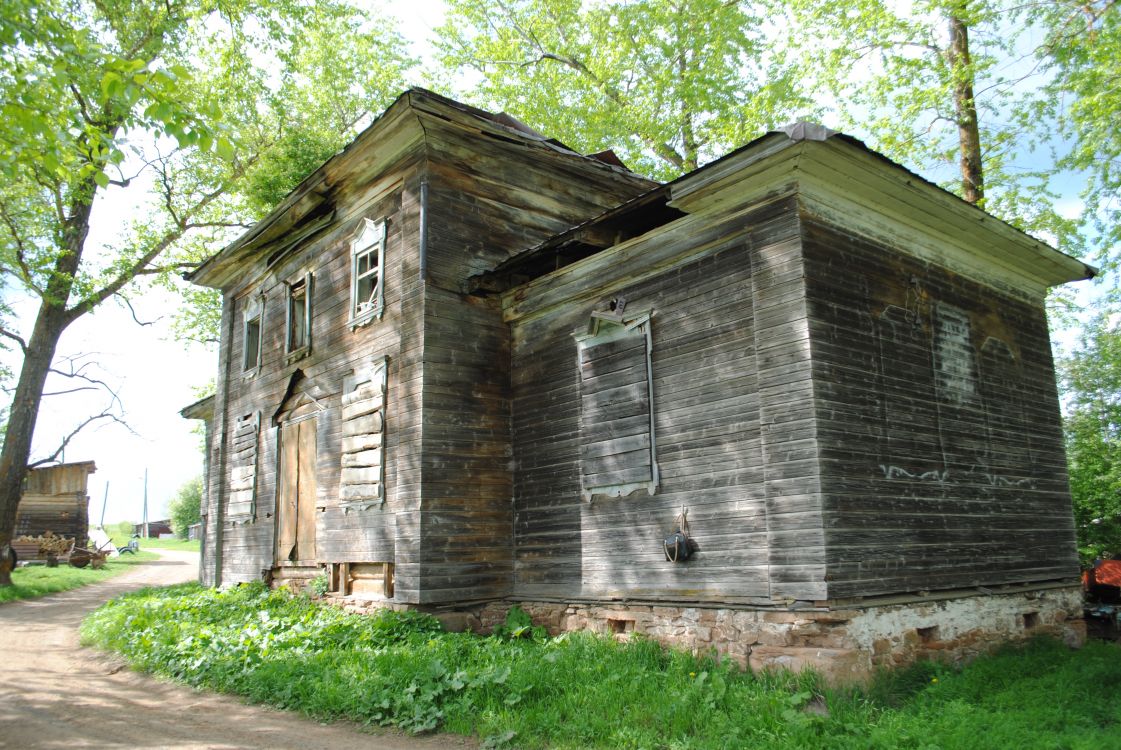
[1022,612,1040,630]
[607,618,634,635]
[917,626,940,644]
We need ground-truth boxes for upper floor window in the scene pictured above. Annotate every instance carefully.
[349,218,386,327]
[241,294,264,374]
[286,271,312,361]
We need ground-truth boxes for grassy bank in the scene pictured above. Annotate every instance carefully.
[81,583,1121,749]
[0,551,157,604]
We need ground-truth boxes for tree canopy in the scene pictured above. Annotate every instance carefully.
[168,476,203,540]
[437,0,811,180]
[1062,316,1121,562]
[0,0,413,584]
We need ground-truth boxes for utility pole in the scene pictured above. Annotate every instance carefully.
[142,469,149,539]
[99,482,108,529]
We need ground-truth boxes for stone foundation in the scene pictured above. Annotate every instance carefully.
[475,586,1085,684]
[323,585,1085,685]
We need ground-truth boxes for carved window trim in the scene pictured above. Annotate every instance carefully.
[241,293,264,377]
[349,218,387,329]
[285,271,312,363]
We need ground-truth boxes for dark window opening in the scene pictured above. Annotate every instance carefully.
[243,315,261,371]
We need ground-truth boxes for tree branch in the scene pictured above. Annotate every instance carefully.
[0,327,28,354]
[62,156,253,325]
[0,201,37,292]
[42,386,100,397]
[28,411,133,468]
[116,293,161,326]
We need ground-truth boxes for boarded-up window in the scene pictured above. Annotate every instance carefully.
[227,411,260,519]
[576,309,658,500]
[340,357,387,509]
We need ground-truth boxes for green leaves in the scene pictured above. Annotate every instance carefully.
[1061,315,1121,563]
[437,0,810,180]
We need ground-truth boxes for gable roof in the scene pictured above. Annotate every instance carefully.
[188,88,644,289]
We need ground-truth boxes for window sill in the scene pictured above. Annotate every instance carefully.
[241,367,260,380]
[285,345,310,365]
[348,305,384,331]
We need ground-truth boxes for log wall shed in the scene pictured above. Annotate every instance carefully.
[187,91,1095,681]
[13,461,95,560]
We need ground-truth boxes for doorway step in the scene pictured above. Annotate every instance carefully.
[270,563,321,593]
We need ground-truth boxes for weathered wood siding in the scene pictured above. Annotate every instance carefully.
[801,216,1079,599]
[413,116,652,604]
[507,201,818,604]
[211,153,426,594]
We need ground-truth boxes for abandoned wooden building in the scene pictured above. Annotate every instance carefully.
[184,89,1094,681]
[12,461,96,561]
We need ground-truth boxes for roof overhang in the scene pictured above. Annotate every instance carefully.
[669,129,1096,295]
[500,125,1095,321]
[187,88,649,290]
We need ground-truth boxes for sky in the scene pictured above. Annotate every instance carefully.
[0,0,1104,524]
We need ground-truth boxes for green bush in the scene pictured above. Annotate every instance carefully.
[168,477,203,540]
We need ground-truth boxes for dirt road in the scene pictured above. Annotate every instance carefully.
[0,551,474,750]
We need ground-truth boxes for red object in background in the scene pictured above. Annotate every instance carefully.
[1084,559,1121,589]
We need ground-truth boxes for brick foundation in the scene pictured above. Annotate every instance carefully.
[324,585,1085,685]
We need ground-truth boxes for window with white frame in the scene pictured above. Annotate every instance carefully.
[349,218,386,327]
[286,272,312,359]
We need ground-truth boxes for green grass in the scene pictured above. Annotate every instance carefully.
[81,584,1121,749]
[104,533,200,552]
[136,537,200,551]
[0,551,158,604]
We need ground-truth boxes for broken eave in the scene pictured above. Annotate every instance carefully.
[468,184,681,295]
[188,88,647,290]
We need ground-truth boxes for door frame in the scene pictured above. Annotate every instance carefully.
[274,410,319,565]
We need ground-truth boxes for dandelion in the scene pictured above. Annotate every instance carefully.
[931,677,939,684]
[690,671,696,678]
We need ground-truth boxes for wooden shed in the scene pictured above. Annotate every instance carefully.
[187,92,1093,680]
[14,461,96,558]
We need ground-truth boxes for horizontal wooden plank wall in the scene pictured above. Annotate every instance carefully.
[414,121,653,604]
[800,215,1079,600]
[417,118,654,292]
[508,204,809,604]
[14,494,89,547]
[213,152,425,590]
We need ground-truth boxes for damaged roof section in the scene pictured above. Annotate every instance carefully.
[188,87,643,290]
[468,185,684,295]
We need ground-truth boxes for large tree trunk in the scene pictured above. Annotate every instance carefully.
[948,12,984,205]
[0,306,70,585]
[0,199,91,586]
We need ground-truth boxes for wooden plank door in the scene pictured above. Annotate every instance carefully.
[296,418,317,560]
[276,419,317,563]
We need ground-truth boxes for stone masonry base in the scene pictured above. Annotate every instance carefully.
[328,585,1085,685]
